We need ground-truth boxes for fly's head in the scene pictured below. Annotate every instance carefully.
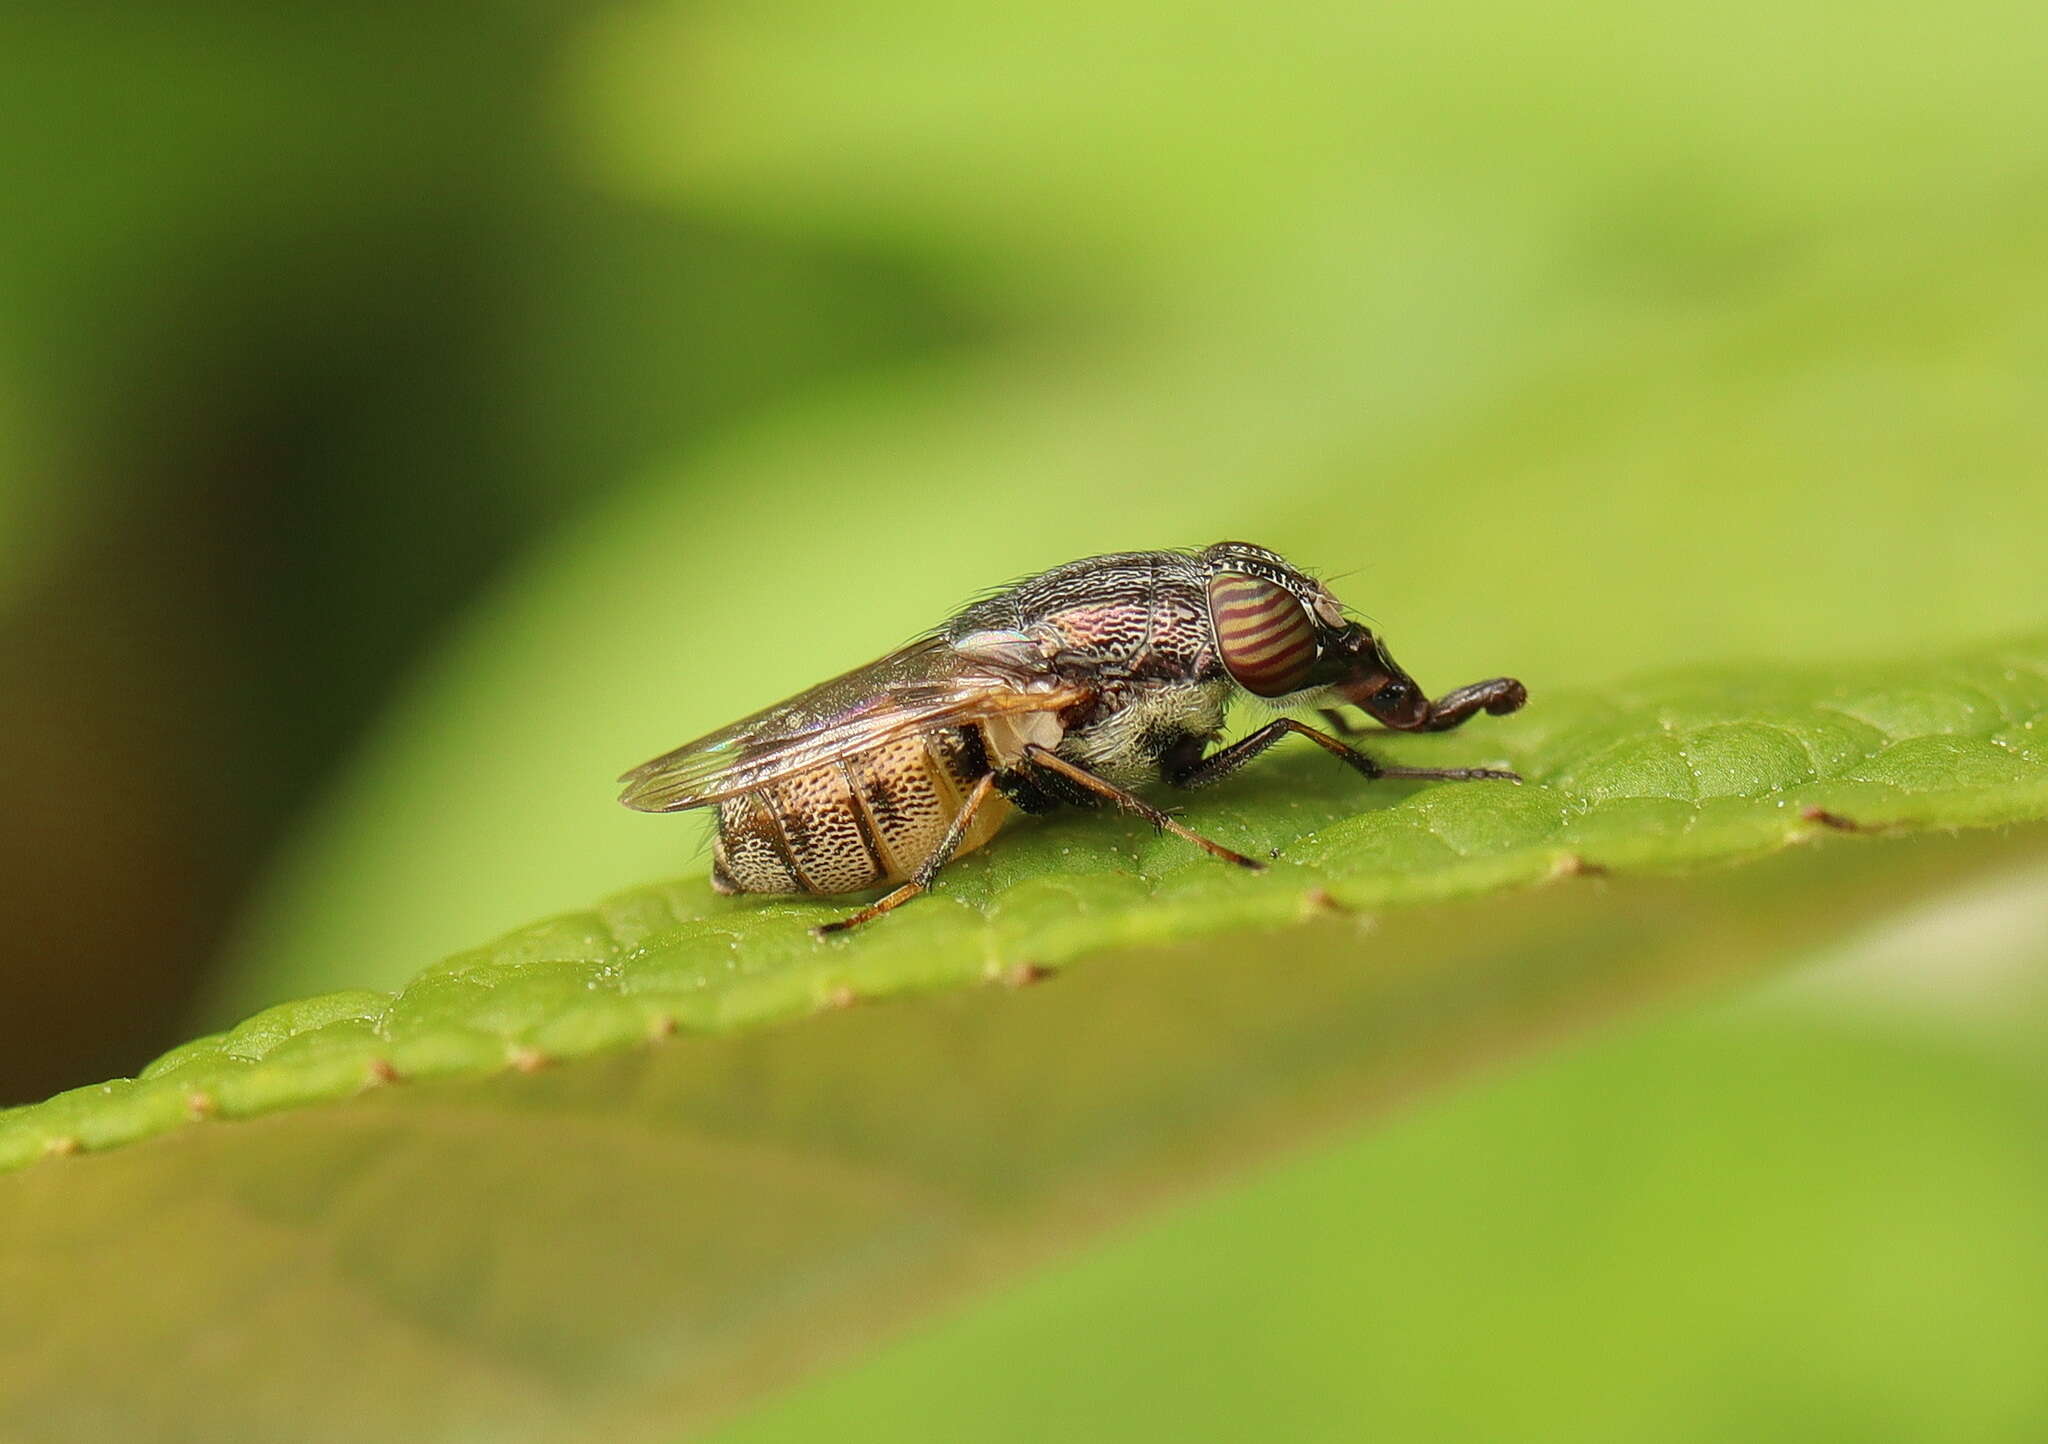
[1199,540,1511,731]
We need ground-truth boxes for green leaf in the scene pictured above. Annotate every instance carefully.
[3,640,2046,1440]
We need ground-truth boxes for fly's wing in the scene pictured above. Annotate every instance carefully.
[617,637,1081,812]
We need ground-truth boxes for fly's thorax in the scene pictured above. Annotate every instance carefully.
[1038,592,1214,680]
[1058,677,1233,787]
[978,707,1065,767]
[949,550,1219,683]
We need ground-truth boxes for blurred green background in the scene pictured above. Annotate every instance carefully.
[3,0,2045,1438]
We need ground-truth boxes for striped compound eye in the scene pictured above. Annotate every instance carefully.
[1207,572,1317,697]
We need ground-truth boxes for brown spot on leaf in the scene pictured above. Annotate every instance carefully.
[1300,886,1351,915]
[1003,962,1058,989]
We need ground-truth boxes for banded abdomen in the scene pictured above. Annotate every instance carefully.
[710,713,1059,896]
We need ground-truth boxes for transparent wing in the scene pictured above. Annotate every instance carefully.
[617,638,1080,812]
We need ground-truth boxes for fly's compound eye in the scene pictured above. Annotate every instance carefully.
[1208,571,1317,697]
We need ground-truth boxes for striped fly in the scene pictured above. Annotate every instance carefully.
[618,543,1527,934]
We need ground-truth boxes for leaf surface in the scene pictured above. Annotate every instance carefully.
[3,640,2047,1441]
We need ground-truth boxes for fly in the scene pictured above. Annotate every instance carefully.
[618,542,1527,935]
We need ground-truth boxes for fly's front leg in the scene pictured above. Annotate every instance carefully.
[1415,677,1527,732]
[1172,718,1520,786]
[1022,744,1264,871]
[814,772,998,936]
[1167,720,1305,788]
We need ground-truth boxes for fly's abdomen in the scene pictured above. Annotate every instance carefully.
[711,728,1012,896]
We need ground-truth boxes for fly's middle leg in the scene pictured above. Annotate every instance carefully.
[1021,744,1264,871]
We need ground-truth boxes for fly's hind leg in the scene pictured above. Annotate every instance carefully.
[814,772,999,937]
[1022,744,1264,871]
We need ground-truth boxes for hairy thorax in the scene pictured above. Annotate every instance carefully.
[1058,677,1233,787]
